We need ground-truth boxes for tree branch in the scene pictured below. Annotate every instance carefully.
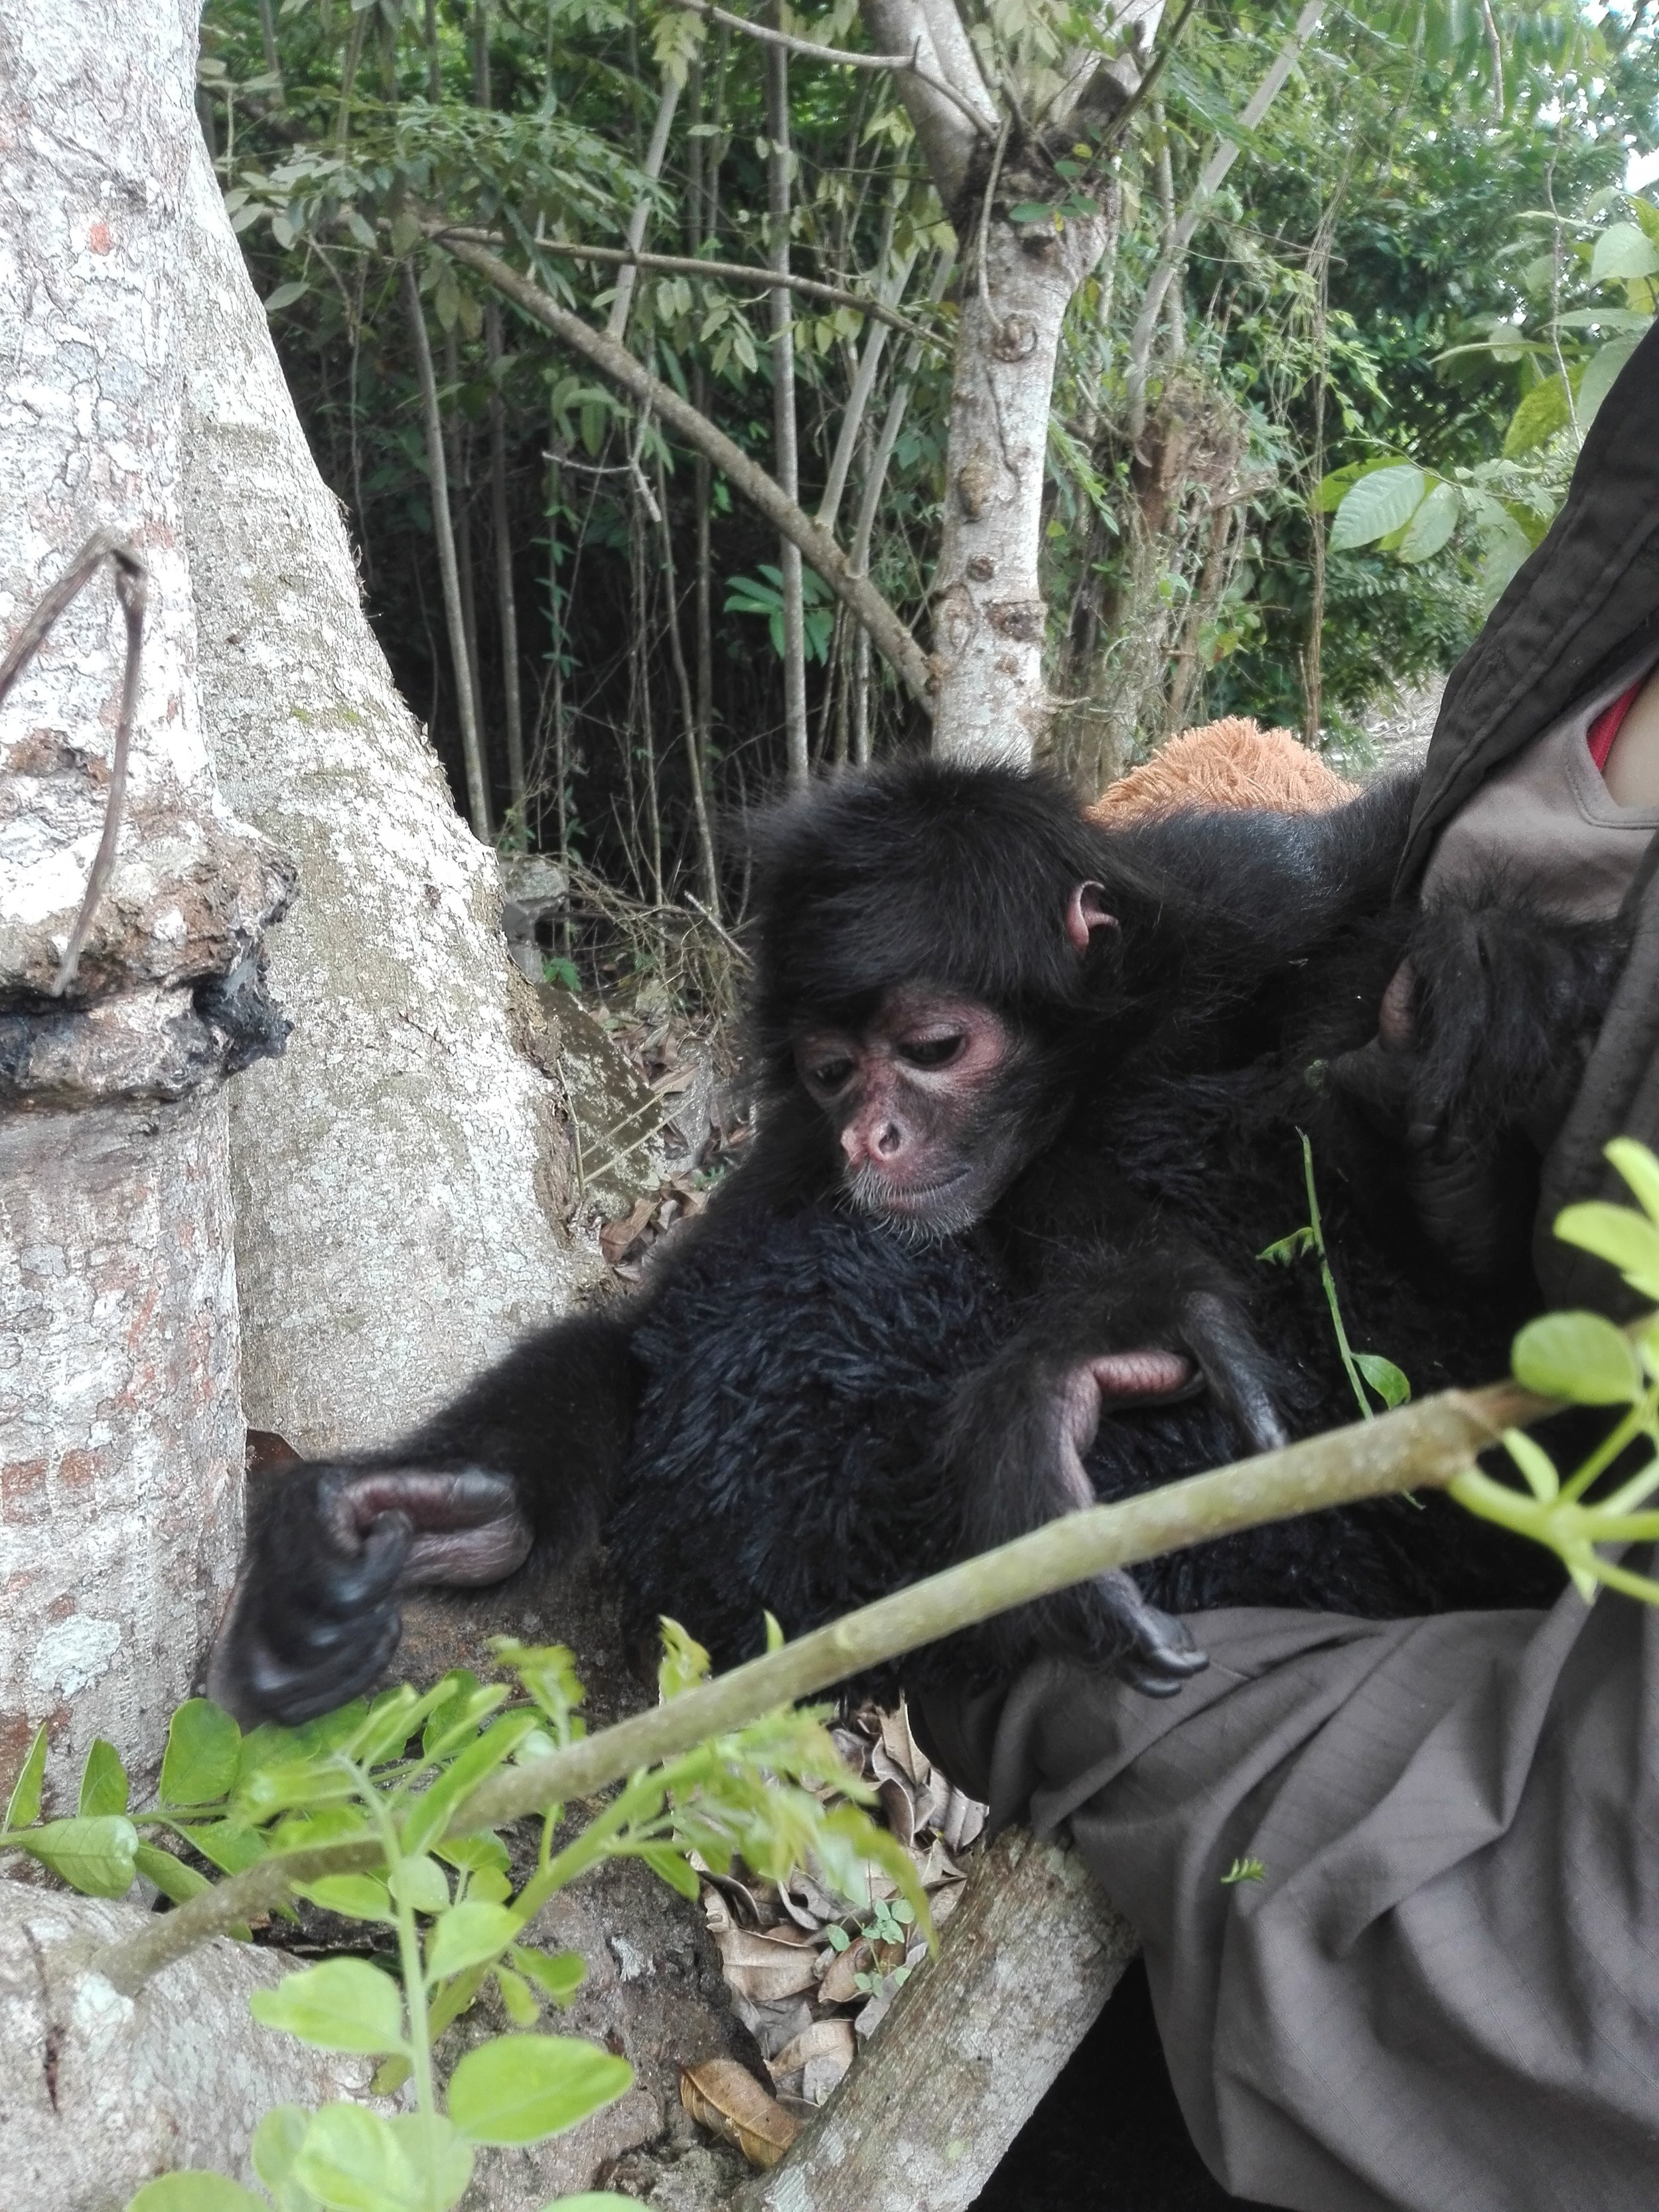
[665,0,996,146]
[1124,0,1326,435]
[95,1367,1546,1992]
[432,230,935,707]
[859,0,999,206]
[436,229,944,348]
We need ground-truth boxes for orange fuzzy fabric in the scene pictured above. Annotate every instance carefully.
[1088,717,1358,822]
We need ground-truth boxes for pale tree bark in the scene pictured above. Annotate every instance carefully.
[0,0,291,1785]
[178,133,592,1456]
[860,0,1160,763]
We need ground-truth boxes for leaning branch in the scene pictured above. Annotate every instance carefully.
[437,228,944,349]
[96,1368,1546,1991]
[433,230,936,707]
[663,0,996,143]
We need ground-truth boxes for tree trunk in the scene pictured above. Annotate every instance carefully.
[179,133,591,1455]
[0,0,291,1785]
[930,191,1112,762]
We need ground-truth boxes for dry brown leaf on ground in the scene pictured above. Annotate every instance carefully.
[599,1193,656,1265]
[770,2018,857,2107]
[711,1923,823,2003]
[680,2059,801,2168]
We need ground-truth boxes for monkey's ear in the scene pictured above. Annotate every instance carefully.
[1066,881,1119,951]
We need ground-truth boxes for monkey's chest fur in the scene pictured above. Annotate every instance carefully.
[611,1138,1559,1694]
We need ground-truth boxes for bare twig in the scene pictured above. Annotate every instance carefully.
[0,530,150,996]
[96,1365,1547,1992]
[437,228,944,350]
[662,0,995,142]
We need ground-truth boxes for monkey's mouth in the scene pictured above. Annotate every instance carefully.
[847,1164,977,1224]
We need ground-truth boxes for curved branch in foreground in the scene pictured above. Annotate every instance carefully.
[435,230,935,710]
[97,1368,1545,1991]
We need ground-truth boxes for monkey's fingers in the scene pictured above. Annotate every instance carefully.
[1092,1569,1208,1697]
[332,1467,534,1589]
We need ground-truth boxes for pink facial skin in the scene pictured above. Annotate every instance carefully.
[794,989,1026,1232]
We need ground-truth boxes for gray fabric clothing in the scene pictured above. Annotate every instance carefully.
[916,1568,1659,2211]
[1422,646,1659,922]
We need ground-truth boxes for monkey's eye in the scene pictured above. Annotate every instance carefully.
[898,1034,964,1070]
[803,1056,855,1094]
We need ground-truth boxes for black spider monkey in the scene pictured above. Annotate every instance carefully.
[207,759,1624,1726]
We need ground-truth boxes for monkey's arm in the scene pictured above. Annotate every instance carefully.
[206,1309,640,1725]
[938,1212,1289,1693]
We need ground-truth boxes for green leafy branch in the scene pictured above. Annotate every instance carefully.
[1453,1139,1659,1606]
[2,1628,924,2212]
[1259,1131,1411,1420]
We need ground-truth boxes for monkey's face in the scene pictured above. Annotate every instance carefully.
[792,988,1040,1235]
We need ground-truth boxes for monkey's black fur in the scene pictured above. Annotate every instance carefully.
[210,759,1624,1728]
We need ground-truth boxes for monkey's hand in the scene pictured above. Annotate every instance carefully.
[206,1464,532,1725]
[944,1348,1208,1696]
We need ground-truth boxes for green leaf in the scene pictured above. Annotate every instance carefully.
[1257,1226,1314,1266]
[190,1816,270,1874]
[427,1899,522,1980]
[1007,200,1054,224]
[293,2104,421,2212]
[1313,455,1412,514]
[25,1815,137,1897]
[161,1701,242,1808]
[639,1844,701,1899]
[135,1842,212,1905]
[295,1875,397,1923]
[397,1710,538,1858]
[263,279,310,315]
[1513,1311,1642,1404]
[1579,336,1644,430]
[387,2115,472,2211]
[1504,1428,1560,1503]
[127,2177,269,2212]
[252,2104,320,2211]
[1609,1137,1659,1225]
[1329,465,1426,552]
[389,208,423,257]
[1394,480,1460,564]
[78,1738,129,1817]
[511,1945,585,2006]
[1589,221,1659,283]
[1504,370,1576,459]
[4,1724,48,1830]
[390,1854,450,1913]
[249,1959,406,2055]
[1354,1353,1411,1409]
[496,1963,541,2026]
[657,1617,711,1700]
[448,2034,634,2146]
[1553,1201,1659,1299]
